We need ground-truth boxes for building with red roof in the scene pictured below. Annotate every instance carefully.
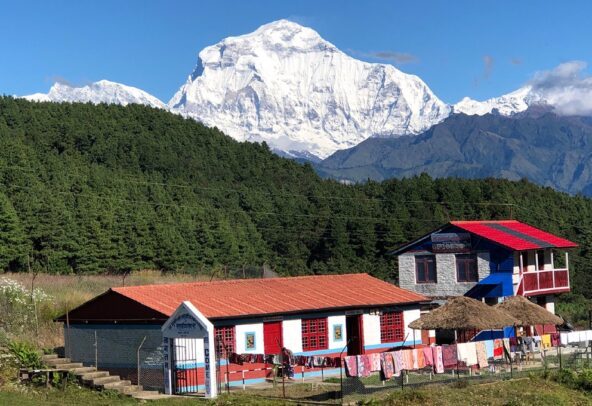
[57,273,428,394]
[391,220,577,338]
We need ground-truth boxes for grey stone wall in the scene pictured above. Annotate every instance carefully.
[398,252,491,298]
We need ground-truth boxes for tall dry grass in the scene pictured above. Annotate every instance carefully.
[2,270,212,349]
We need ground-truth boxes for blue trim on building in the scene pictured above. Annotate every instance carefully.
[364,340,422,350]
[294,348,341,356]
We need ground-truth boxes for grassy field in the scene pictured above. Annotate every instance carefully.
[1,271,211,348]
[0,375,591,405]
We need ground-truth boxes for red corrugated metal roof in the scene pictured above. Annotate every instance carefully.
[451,220,577,251]
[111,273,427,319]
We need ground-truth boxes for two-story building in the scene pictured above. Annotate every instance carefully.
[392,220,577,318]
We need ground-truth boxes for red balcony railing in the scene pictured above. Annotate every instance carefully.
[521,268,570,296]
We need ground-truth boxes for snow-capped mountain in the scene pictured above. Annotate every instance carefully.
[24,80,166,109]
[453,86,541,116]
[168,19,451,159]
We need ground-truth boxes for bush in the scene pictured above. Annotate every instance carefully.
[8,341,42,369]
[0,277,52,338]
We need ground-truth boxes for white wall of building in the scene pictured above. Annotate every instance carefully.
[362,313,381,346]
[282,318,303,353]
[235,323,264,354]
[327,315,346,350]
[403,308,421,343]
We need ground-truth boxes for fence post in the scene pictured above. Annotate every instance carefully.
[94,330,98,369]
[137,336,147,387]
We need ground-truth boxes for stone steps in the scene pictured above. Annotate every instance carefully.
[70,367,97,375]
[43,353,169,399]
[90,375,120,387]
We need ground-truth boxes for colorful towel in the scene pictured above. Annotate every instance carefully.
[359,355,372,377]
[442,345,458,368]
[493,339,503,360]
[380,352,395,380]
[392,351,404,376]
[432,346,444,373]
[541,334,552,349]
[344,356,357,377]
[402,349,414,370]
[411,349,419,369]
[423,347,434,366]
[476,341,489,368]
[369,353,381,372]
[484,340,494,359]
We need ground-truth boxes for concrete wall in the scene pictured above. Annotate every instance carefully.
[235,323,264,354]
[399,252,490,297]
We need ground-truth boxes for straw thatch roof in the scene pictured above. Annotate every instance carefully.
[409,296,518,330]
[495,295,563,326]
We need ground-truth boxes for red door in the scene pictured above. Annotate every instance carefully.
[264,321,283,354]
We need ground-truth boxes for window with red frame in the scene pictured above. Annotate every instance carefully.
[380,311,404,343]
[301,318,328,351]
[214,326,235,356]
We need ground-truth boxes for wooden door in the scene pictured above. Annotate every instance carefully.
[346,314,364,355]
[263,321,283,354]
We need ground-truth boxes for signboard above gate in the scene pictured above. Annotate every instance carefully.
[431,232,471,253]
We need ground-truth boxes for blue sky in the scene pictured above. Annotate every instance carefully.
[1,0,591,104]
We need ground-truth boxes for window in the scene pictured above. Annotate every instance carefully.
[380,311,404,343]
[415,255,436,283]
[456,254,478,282]
[301,318,328,351]
[537,250,545,270]
[214,326,235,356]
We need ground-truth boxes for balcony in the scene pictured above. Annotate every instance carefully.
[519,268,570,296]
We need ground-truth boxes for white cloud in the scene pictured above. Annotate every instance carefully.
[529,61,592,115]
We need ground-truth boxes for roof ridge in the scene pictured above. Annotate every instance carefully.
[112,272,371,291]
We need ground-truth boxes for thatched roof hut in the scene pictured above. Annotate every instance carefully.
[409,296,518,330]
[495,295,563,326]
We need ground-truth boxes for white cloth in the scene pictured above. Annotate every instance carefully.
[560,332,569,346]
[568,331,580,343]
[579,331,588,343]
[457,342,478,366]
[586,330,592,341]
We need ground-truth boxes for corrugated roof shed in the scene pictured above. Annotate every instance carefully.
[109,273,428,320]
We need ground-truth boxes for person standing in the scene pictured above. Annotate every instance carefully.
[281,347,295,380]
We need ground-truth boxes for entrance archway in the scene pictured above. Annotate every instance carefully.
[162,301,218,398]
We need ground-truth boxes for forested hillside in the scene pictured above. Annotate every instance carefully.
[1,97,592,298]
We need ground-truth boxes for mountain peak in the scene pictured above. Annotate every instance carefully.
[169,20,450,158]
[24,80,166,109]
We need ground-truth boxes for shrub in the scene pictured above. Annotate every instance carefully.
[0,277,52,338]
[8,341,42,369]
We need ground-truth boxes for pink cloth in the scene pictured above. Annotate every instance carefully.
[392,351,403,376]
[344,356,357,377]
[423,347,434,366]
[432,346,444,374]
[357,355,371,377]
[402,349,414,370]
[380,352,395,379]
[369,353,381,372]
[476,341,489,368]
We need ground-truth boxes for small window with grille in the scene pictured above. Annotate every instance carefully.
[380,311,404,343]
[214,326,235,356]
[301,317,328,351]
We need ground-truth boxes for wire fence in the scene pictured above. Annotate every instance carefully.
[64,324,164,391]
[236,344,592,404]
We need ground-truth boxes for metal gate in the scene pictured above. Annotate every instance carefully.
[172,338,203,395]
